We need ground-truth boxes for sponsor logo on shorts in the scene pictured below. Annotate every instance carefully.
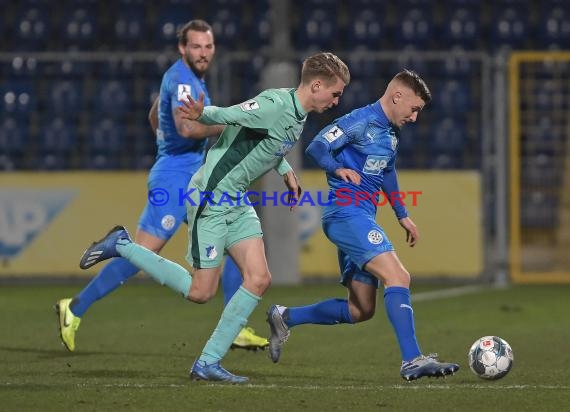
[206,245,218,259]
[367,230,383,245]
[161,215,176,231]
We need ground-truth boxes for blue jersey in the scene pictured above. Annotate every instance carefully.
[153,59,212,172]
[307,102,407,220]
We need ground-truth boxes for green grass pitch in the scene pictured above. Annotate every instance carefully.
[1,282,569,411]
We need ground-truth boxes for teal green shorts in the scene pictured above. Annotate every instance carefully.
[186,199,262,269]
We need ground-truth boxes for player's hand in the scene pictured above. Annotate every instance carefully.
[283,170,302,210]
[335,168,361,185]
[399,217,419,247]
[178,92,205,120]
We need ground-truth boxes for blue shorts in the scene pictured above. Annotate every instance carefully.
[323,215,394,289]
[138,169,195,240]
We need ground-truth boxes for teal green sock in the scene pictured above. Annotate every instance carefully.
[200,286,261,363]
[116,240,191,298]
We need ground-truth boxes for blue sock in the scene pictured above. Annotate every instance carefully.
[221,256,242,307]
[286,298,354,327]
[116,240,191,298]
[200,286,260,363]
[71,258,139,317]
[384,286,421,361]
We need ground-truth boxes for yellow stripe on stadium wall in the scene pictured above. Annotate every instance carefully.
[299,170,483,279]
[0,171,482,279]
[0,172,189,277]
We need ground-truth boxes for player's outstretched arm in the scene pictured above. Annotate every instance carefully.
[178,92,205,121]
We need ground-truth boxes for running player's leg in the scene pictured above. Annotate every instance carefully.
[365,247,459,380]
[223,254,268,350]
[56,173,187,351]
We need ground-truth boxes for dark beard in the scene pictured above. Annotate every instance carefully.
[184,56,207,78]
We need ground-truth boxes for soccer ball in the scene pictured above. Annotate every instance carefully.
[468,336,514,380]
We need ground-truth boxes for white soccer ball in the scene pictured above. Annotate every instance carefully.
[468,336,514,380]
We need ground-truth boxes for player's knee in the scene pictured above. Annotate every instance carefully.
[349,305,375,323]
[187,289,215,304]
[242,270,271,295]
[386,268,410,288]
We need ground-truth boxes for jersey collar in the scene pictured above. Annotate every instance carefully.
[289,89,307,121]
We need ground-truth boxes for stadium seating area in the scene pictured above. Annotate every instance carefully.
[0,0,568,171]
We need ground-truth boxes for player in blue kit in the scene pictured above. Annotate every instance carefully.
[55,20,268,352]
[267,70,459,381]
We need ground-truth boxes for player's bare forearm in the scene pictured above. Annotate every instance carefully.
[399,217,419,247]
[180,121,224,139]
[148,97,159,135]
[283,170,302,210]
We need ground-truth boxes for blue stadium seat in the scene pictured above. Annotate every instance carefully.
[441,7,481,49]
[296,8,336,50]
[0,154,18,171]
[533,79,566,111]
[86,116,125,154]
[521,191,558,228]
[93,80,131,115]
[432,80,471,113]
[113,7,146,49]
[523,152,560,188]
[395,8,433,48]
[155,6,193,49]
[0,81,35,115]
[439,47,476,79]
[346,9,383,49]
[85,154,121,170]
[249,8,271,48]
[141,79,160,110]
[431,154,463,169]
[207,0,244,11]
[5,56,39,79]
[39,116,77,153]
[337,79,375,113]
[294,0,337,10]
[390,47,430,78]
[430,116,467,155]
[13,6,50,50]
[40,59,91,79]
[210,8,242,49]
[344,55,380,80]
[490,7,528,51]
[35,154,71,170]
[0,116,28,154]
[538,7,570,48]
[46,80,83,114]
[397,123,422,158]
[60,7,98,49]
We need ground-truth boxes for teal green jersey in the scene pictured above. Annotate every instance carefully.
[190,88,307,201]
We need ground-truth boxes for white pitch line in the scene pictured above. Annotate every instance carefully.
[1,382,568,391]
[412,285,485,302]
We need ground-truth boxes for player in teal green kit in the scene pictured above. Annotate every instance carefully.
[55,20,267,353]
[78,52,350,382]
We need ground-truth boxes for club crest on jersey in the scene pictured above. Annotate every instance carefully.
[391,135,398,151]
[367,230,384,245]
[177,84,192,101]
[324,126,343,142]
[240,99,259,111]
[362,155,389,175]
[205,245,218,260]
